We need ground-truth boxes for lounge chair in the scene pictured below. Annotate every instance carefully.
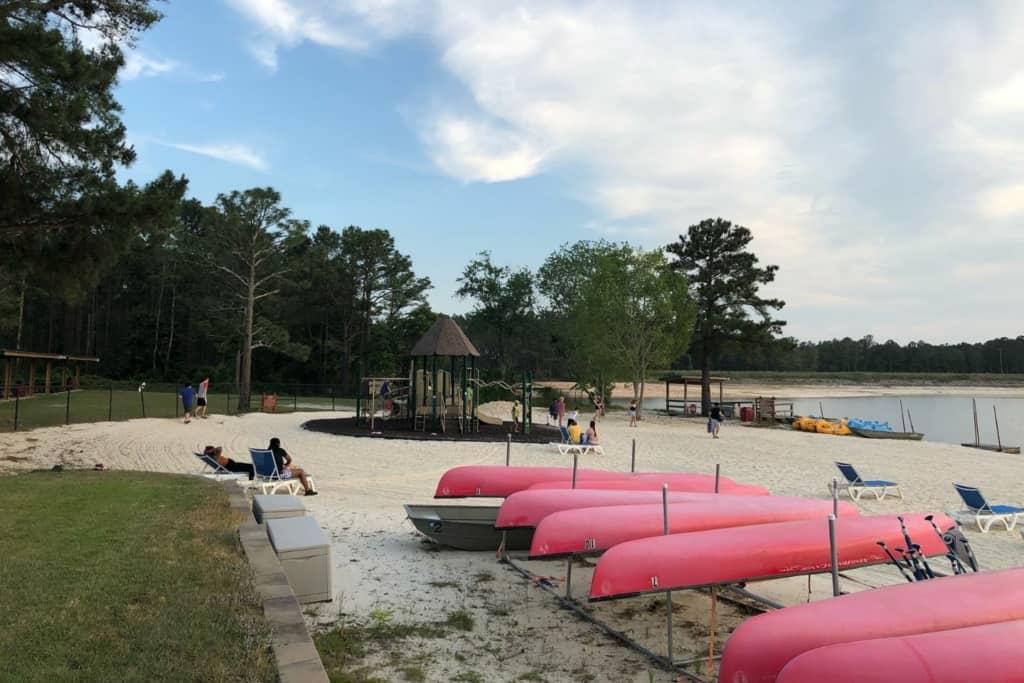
[834,462,903,501]
[192,452,248,480]
[953,484,1024,532]
[553,426,604,456]
[244,448,309,495]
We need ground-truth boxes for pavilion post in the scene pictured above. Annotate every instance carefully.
[719,380,723,405]
[461,356,468,431]
[60,361,67,391]
[665,379,669,414]
[2,359,10,400]
[431,355,438,432]
[45,361,52,394]
[683,378,688,406]
[27,361,35,396]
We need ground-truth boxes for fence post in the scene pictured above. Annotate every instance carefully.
[140,387,146,418]
[331,387,335,411]
[175,391,179,418]
[14,392,19,431]
[227,387,231,415]
[108,384,113,422]
[294,387,298,412]
[65,387,71,425]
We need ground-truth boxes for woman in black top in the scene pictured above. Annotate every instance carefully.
[709,404,725,439]
[268,437,317,495]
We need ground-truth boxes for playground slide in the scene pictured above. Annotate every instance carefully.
[476,407,504,425]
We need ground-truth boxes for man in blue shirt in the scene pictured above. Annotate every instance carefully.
[181,383,196,424]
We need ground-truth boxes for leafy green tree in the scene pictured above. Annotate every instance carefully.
[456,251,535,376]
[666,218,785,414]
[551,243,693,414]
[0,1,165,263]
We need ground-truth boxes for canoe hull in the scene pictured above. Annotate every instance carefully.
[434,465,740,498]
[719,567,1024,683]
[527,478,770,496]
[589,513,955,601]
[404,504,532,551]
[531,497,860,558]
[851,427,924,440]
[776,620,1024,683]
[495,489,741,529]
[961,443,1021,454]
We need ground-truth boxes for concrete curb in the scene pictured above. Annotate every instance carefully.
[227,483,329,683]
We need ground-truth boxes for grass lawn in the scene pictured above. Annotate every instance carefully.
[0,471,276,682]
[0,390,357,432]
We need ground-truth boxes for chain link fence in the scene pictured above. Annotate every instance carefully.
[0,380,356,432]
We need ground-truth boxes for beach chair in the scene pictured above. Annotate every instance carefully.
[834,462,903,501]
[192,452,248,480]
[953,484,1024,532]
[245,448,306,495]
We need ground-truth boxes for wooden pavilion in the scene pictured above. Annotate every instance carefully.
[661,374,729,415]
[1,350,100,399]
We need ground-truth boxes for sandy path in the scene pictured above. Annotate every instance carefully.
[3,408,1024,682]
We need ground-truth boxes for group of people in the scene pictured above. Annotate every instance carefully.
[180,378,210,424]
[203,437,317,495]
[541,395,600,446]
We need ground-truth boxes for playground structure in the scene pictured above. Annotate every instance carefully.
[1,350,100,400]
[355,315,534,435]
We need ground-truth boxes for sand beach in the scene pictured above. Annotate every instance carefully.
[3,403,1024,682]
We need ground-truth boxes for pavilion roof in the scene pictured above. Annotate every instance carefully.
[410,315,480,357]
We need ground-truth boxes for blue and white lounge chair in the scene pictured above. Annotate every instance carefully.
[835,462,903,501]
[953,484,1024,532]
[246,448,307,495]
[192,452,247,480]
[553,425,604,456]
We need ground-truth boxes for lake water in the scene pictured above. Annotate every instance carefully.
[626,395,1024,448]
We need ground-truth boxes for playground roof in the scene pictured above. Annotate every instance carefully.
[410,315,480,357]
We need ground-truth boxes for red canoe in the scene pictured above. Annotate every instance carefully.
[528,478,770,496]
[496,489,753,529]
[589,514,955,601]
[776,620,1024,683]
[530,497,861,557]
[719,567,1024,683]
[434,465,739,498]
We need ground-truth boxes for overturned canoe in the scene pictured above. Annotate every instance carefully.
[589,513,955,601]
[527,477,769,496]
[719,567,1024,683]
[776,619,1024,683]
[530,497,860,558]
[495,489,731,529]
[961,442,1021,454]
[851,427,924,441]
[404,504,533,551]
[434,465,738,498]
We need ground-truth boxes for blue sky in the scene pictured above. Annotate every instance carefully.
[110,1,1024,344]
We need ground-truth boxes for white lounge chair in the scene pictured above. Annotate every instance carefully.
[954,484,1024,532]
[835,462,903,501]
[553,426,604,456]
[192,452,248,480]
[243,448,311,495]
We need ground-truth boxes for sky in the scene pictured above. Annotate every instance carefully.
[109,1,1024,344]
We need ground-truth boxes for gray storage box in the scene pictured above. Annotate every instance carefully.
[252,494,306,524]
[266,516,332,603]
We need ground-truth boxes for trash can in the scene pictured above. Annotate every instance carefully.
[252,494,306,524]
[266,516,332,603]
[739,406,755,422]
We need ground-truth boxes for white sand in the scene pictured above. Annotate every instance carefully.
[3,407,1024,682]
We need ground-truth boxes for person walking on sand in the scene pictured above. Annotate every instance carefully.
[557,396,566,426]
[511,399,521,433]
[709,403,725,438]
[180,383,196,424]
[629,399,638,427]
[269,437,317,496]
[196,377,210,418]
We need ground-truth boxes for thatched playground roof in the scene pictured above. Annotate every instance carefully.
[410,315,481,358]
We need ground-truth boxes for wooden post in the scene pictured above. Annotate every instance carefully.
[719,379,723,405]
[2,359,10,400]
[27,361,35,396]
[60,362,67,391]
[45,361,52,394]
[665,379,669,414]
[683,378,688,405]
[74,364,80,390]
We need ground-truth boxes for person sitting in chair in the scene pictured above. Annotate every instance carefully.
[268,437,317,496]
[584,420,600,446]
[567,418,583,444]
[203,445,254,480]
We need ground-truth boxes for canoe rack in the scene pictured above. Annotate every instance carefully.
[499,551,779,682]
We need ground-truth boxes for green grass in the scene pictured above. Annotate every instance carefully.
[0,471,275,683]
[0,389,356,432]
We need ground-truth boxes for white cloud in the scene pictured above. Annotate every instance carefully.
[222,0,1024,341]
[121,51,178,80]
[156,141,270,171]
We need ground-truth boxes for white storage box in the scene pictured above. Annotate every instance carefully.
[266,516,332,603]
[252,494,306,524]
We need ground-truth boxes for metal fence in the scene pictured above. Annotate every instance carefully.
[0,381,356,432]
